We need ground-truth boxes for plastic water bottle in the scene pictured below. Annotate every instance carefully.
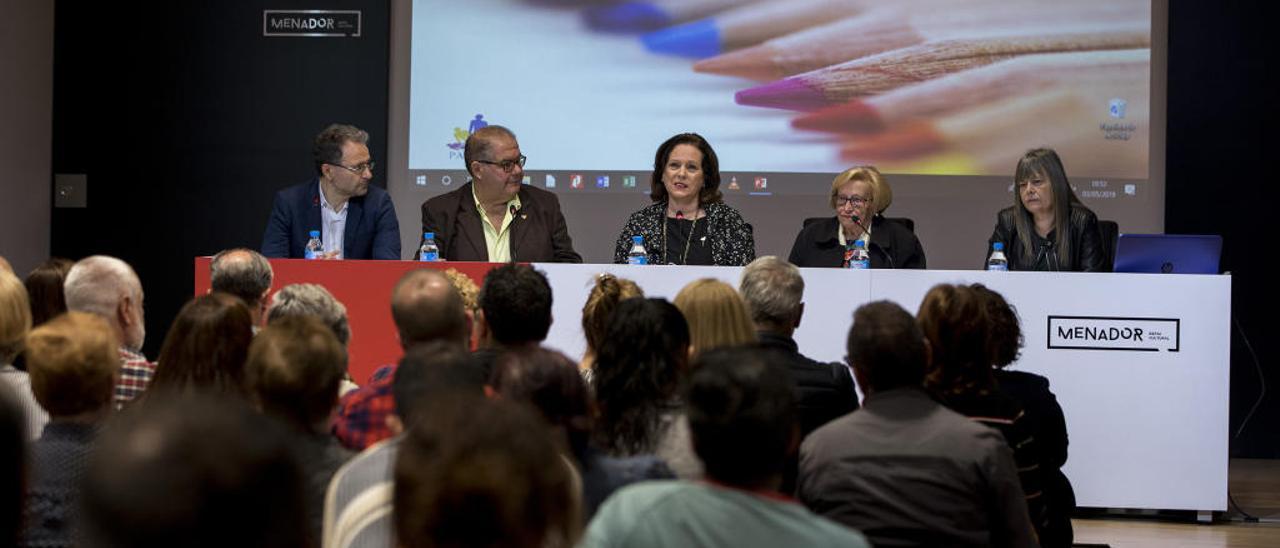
[304,230,323,260]
[626,235,648,265]
[848,240,870,269]
[419,232,440,262]
[987,242,1009,271]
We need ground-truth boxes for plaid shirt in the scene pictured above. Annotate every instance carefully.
[116,347,156,407]
[332,364,398,451]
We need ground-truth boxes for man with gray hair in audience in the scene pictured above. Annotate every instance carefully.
[210,248,274,328]
[63,255,155,407]
[266,283,351,346]
[739,256,858,492]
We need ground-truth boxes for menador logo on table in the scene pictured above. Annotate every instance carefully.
[1047,316,1180,352]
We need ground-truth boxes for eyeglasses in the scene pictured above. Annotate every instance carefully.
[835,195,870,207]
[476,154,527,173]
[328,161,375,175]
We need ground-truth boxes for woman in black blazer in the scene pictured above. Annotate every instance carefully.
[787,166,925,269]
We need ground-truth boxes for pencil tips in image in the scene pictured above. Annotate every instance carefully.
[792,102,887,135]
[838,121,945,163]
[583,2,672,32]
[734,77,830,111]
[642,20,722,58]
[694,45,782,81]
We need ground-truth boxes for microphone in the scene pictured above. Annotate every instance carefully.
[675,210,684,220]
[509,204,521,218]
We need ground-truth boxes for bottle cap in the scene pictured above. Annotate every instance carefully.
[424,232,435,240]
[993,242,1004,251]
[309,230,320,238]
[632,235,643,244]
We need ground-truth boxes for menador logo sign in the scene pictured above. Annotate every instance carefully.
[263,10,361,38]
[1047,316,1181,352]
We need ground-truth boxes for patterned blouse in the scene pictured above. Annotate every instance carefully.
[612,202,756,266]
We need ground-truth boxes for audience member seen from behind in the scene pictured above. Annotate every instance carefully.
[674,278,756,360]
[394,399,581,548]
[79,391,308,548]
[613,133,755,266]
[491,346,673,521]
[798,301,1037,548]
[324,342,485,548]
[474,263,554,379]
[585,346,870,548]
[975,283,1075,548]
[246,316,353,543]
[917,284,1048,540]
[419,125,582,262]
[0,270,47,439]
[22,312,119,547]
[788,166,925,269]
[332,269,472,451]
[261,123,401,260]
[209,248,274,327]
[24,258,74,329]
[579,274,643,379]
[738,256,857,493]
[147,293,254,398]
[0,384,24,546]
[63,255,153,407]
[592,297,702,479]
[988,148,1105,271]
[266,283,356,394]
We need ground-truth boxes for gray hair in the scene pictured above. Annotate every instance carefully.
[313,123,369,176]
[210,249,273,307]
[266,283,351,345]
[64,256,142,319]
[738,256,804,327]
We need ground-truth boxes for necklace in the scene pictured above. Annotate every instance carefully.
[662,209,700,265]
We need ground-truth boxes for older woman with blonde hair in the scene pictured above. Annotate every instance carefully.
[673,278,756,359]
[788,166,925,269]
[580,274,644,375]
[0,270,49,439]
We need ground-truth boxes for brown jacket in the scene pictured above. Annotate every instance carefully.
[419,182,582,263]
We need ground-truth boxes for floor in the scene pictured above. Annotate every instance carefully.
[1072,459,1280,548]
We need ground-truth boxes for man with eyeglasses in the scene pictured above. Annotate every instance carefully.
[418,125,581,263]
[262,123,401,260]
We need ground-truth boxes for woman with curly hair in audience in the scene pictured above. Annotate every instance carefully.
[591,298,702,478]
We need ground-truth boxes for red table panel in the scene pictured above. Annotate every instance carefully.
[194,258,502,383]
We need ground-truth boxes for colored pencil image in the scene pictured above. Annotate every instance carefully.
[583,0,757,33]
[696,1,1147,81]
[792,49,1150,134]
[839,85,1149,177]
[641,0,872,58]
[734,23,1150,111]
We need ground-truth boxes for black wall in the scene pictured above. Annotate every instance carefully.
[51,1,1278,455]
[1166,1,1279,457]
[52,1,390,358]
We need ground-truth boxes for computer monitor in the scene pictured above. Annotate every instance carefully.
[1113,234,1222,274]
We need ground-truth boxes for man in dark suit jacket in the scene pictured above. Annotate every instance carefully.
[261,124,401,260]
[419,126,581,263]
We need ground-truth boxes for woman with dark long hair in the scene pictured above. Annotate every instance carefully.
[591,298,701,478]
[149,292,254,397]
[988,148,1105,271]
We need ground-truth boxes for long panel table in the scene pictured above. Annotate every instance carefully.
[194,259,1230,514]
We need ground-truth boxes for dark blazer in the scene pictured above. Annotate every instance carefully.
[788,215,926,269]
[420,182,582,263]
[987,205,1105,272]
[260,179,401,260]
